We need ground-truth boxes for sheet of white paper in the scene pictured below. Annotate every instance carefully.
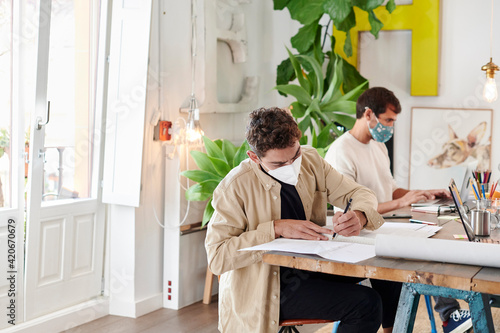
[324,222,441,239]
[375,234,500,268]
[240,238,376,263]
[240,222,442,264]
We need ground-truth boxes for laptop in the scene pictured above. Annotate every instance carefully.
[411,164,474,207]
[449,178,500,244]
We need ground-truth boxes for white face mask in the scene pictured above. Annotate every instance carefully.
[266,155,302,186]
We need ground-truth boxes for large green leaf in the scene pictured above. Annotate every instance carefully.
[298,115,311,135]
[273,0,290,10]
[322,56,343,105]
[213,139,223,149]
[341,57,368,93]
[296,54,324,98]
[207,156,232,177]
[276,58,296,89]
[322,100,357,114]
[185,183,214,201]
[274,84,312,105]
[352,0,384,11]
[190,150,219,175]
[328,113,356,129]
[368,10,383,39]
[311,28,324,64]
[287,0,324,25]
[222,140,237,167]
[317,123,335,148]
[286,49,311,93]
[290,101,306,118]
[203,136,225,161]
[336,8,356,32]
[340,80,368,102]
[386,0,396,13]
[343,28,353,58]
[291,19,319,53]
[201,198,215,227]
[323,0,351,26]
[180,170,222,183]
[311,127,318,147]
[233,140,250,168]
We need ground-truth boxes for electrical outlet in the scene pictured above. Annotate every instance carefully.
[153,120,172,141]
[159,121,172,141]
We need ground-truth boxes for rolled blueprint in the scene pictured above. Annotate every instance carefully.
[375,234,500,268]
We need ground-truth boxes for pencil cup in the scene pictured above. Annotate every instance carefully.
[479,183,490,197]
[476,198,491,210]
[470,209,491,236]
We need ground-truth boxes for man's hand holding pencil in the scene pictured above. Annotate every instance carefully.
[332,199,367,237]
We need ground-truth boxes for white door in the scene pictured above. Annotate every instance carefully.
[24,0,107,321]
[0,1,26,327]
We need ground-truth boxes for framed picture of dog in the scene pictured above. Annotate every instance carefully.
[409,107,493,191]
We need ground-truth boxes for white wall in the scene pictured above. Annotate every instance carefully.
[359,0,499,189]
[116,0,500,316]
[159,0,298,309]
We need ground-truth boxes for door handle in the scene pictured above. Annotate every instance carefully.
[36,101,51,130]
[38,149,47,163]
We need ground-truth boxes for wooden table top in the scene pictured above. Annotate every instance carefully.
[262,208,500,294]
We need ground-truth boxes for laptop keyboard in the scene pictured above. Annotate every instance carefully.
[433,198,453,205]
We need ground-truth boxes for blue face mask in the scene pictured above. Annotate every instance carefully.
[367,117,394,143]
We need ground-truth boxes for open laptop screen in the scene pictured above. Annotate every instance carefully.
[449,178,475,242]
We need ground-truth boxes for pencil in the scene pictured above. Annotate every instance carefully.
[470,179,480,200]
[409,219,437,225]
[344,198,353,214]
[332,198,353,240]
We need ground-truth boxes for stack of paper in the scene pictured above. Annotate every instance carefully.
[240,222,441,264]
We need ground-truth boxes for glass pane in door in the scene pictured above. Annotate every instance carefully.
[0,0,12,209]
[43,0,99,202]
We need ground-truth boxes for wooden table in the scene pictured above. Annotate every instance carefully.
[262,208,500,332]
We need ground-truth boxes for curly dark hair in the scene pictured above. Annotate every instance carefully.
[356,87,402,119]
[246,107,302,157]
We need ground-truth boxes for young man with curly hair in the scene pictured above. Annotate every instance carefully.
[205,107,400,333]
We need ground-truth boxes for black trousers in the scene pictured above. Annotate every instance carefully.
[279,267,402,333]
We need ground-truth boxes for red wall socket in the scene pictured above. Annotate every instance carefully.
[159,121,172,141]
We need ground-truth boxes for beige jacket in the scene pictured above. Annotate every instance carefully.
[205,146,384,333]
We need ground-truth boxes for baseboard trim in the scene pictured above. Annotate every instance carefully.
[135,293,163,317]
[109,293,164,318]
[3,297,109,333]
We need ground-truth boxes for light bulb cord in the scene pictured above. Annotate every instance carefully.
[190,0,197,98]
[490,0,494,59]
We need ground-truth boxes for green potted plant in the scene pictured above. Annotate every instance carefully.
[181,136,250,227]
[274,0,396,86]
[273,0,397,154]
[275,48,367,156]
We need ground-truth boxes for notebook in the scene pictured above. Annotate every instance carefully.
[449,178,500,244]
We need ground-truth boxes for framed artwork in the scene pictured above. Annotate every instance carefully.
[408,107,493,190]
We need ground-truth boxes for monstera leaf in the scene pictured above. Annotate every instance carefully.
[181,136,250,227]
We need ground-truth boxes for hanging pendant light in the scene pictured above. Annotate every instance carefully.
[181,0,204,145]
[185,95,204,145]
[481,0,499,103]
[482,58,499,102]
